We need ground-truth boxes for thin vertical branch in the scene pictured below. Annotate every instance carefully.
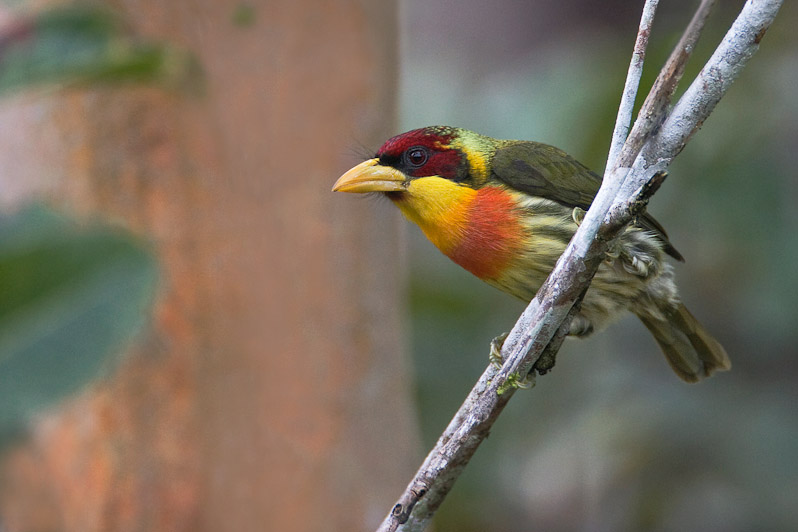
[615,0,717,172]
[566,0,718,279]
[607,0,659,169]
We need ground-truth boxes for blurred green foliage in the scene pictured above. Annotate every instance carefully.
[0,5,199,94]
[0,207,157,445]
[231,3,257,28]
[0,5,179,447]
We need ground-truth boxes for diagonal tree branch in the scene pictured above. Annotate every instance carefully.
[377,1,784,530]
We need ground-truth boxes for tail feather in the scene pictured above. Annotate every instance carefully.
[637,303,731,383]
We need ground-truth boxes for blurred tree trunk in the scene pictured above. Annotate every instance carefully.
[0,1,418,531]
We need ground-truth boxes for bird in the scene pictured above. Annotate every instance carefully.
[332,126,730,382]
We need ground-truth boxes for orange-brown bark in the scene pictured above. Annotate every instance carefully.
[0,2,417,531]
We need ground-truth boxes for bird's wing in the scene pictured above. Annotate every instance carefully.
[491,141,683,261]
[491,141,600,210]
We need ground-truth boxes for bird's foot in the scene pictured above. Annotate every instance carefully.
[621,253,653,277]
[618,238,660,278]
[497,371,535,394]
[604,240,622,263]
[572,207,586,226]
[489,332,509,369]
[490,332,536,391]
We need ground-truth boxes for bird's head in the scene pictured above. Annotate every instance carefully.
[332,126,498,196]
[332,126,515,261]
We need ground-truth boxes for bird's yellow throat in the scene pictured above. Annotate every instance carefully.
[390,178,523,281]
[390,176,477,254]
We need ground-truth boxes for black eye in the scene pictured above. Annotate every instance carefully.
[404,146,429,168]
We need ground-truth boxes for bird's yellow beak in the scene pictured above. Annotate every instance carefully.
[332,158,408,193]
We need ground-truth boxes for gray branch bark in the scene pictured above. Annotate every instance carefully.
[606,0,659,169]
[377,1,784,530]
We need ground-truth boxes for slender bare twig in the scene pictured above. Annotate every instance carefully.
[607,0,660,169]
[566,0,717,272]
[616,0,717,171]
[377,1,783,530]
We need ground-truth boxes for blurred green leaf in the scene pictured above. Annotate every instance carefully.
[232,4,256,27]
[0,5,200,95]
[0,206,158,443]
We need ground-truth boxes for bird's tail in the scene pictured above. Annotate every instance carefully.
[637,302,731,383]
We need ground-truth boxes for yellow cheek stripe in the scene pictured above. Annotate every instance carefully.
[463,150,488,182]
[391,176,477,254]
[449,133,492,184]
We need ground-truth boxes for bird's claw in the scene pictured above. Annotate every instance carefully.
[497,371,535,394]
[490,332,536,391]
[572,207,586,226]
[604,242,621,263]
[516,373,535,389]
[489,332,509,368]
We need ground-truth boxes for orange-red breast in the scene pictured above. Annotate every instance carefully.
[333,126,730,382]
